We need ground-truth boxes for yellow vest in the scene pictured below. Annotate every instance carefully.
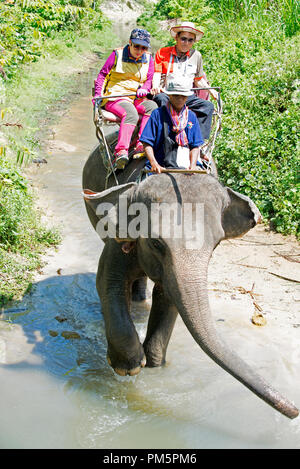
[103,47,151,104]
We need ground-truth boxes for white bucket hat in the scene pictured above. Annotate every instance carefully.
[170,21,204,41]
[165,76,194,97]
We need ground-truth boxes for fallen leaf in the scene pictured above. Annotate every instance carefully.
[251,309,267,326]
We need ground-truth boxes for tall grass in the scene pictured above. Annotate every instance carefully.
[208,0,299,36]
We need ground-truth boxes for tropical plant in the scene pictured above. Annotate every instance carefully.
[0,0,104,78]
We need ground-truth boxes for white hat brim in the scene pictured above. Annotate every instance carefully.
[170,26,204,41]
[165,90,194,96]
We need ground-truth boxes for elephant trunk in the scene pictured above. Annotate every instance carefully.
[165,248,299,419]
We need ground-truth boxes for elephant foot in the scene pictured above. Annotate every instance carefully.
[143,338,166,368]
[143,342,166,368]
[144,355,166,368]
[107,353,146,377]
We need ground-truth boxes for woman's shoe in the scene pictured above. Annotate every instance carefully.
[112,150,129,169]
[133,142,145,159]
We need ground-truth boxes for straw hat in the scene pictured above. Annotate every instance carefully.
[170,21,204,41]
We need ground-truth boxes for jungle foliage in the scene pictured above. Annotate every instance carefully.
[0,0,105,78]
[138,0,300,237]
[0,147,61,304]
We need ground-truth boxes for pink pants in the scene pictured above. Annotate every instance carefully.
[105,98,157,154]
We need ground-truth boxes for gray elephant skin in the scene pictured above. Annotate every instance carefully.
[82,137,299,420]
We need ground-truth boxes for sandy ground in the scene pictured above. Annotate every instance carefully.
[100,1,141,22]
[209,223,299,327]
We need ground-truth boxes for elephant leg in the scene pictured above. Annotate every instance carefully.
[97,241,145,376]
[132,277,148,302]
[143,283,178,367]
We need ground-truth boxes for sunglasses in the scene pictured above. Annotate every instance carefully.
[179,37,195,43]
[131,43,148,51]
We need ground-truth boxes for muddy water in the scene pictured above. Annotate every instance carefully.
[1,67,300,449]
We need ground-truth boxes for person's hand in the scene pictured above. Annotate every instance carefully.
[199,147,209,161]
[150,87,163,96]
[151,161,164,174]
[136,88,148,98]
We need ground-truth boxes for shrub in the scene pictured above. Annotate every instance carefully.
[0,0,105,78]
[200,23,300,236]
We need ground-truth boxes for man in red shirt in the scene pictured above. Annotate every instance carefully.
[151,22,217,145]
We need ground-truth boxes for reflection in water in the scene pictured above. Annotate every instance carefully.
[1,56,300,449]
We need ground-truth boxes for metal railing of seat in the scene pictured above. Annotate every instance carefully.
[92,87,222,184]
[190,87,222,173]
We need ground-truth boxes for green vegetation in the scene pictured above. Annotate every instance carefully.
[0,0,115,305]
[0,0,106,78]
[138,0,300,237]
[0,149,61,304]
[138,0,213,42]
[209,0,299,37]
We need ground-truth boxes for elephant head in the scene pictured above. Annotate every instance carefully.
[83,173,299,419]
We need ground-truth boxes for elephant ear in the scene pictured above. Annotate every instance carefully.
[222,188,261,239]
[83,183,137,241]
[83,183,136,211]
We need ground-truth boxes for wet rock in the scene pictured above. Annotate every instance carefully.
[49,330,59,337]
[55,315,67,323]
[61,331,81,340]
[33,158,48,165]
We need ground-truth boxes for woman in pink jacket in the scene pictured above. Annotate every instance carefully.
[93,28,157,169]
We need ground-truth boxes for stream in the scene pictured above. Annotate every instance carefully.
[0,29,300,449]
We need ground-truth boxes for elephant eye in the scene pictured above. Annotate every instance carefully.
[149,238,165,254]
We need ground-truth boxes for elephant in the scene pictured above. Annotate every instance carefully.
[82,131,299,420]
